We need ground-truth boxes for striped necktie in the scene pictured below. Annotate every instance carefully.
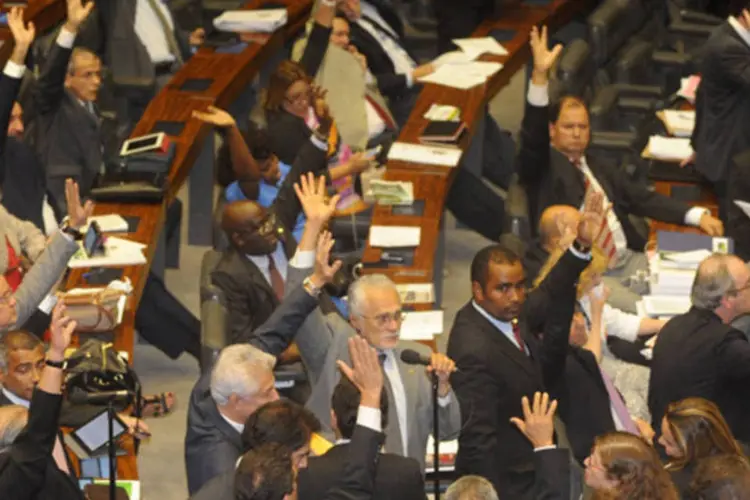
[573,157,617,267]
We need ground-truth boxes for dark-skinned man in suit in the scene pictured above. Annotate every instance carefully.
[518,26,724,314]
[447,191,604,498]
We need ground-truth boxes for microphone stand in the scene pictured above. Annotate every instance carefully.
[432,371,440,500]
[107,399,116,500]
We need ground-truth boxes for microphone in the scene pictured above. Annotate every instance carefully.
[400,349,460,372]
[68,389,132,405]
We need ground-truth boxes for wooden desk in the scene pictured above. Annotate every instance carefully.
[63,0,313,361]
[361,0,591,294]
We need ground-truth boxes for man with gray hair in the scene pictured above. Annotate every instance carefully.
[258,174,461,469]
[649,253,750,442]
[445,476,499,500]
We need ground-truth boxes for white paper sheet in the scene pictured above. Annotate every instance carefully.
[82,214,129,233]
[642,295,692,317]
[647,136,694,161]
[387,142,461,167]
[663,248,712,264]
[452,37,509,58]
[678,75,700,103]
[68,237,147,268]
[432,50,477,67]
[418,66,487,89]
[399,310,443,340]
[734,200,750,220]
[368,226,421,248]
[213,9,287,32]
[396,283,435,304]
[660,110,695,137]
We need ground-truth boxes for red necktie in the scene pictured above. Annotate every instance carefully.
[511,320,526,355]
[268,255,285,301]
[4,237,23,292]
[365,94,396,130]
[573,158,617,267]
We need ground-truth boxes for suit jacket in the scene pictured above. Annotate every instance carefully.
[446,249,589,495]
[185,284,323,494]
[0,389,83,500]
[649,307,750,442]
[79,0,192,89]
[33,39,103,211]
[517,100,691,249]
[298,443,426,500]
[1,232,78,333]
[261,263,461,469]
[0,204,46,274]
[692,22,750,183]
[727,149,750,261]
[522,239,550,287]
[211,138,328,342]
[532,448,571,500]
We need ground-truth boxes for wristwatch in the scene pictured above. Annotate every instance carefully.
[45,358,66,370]
[60,220,83,240]
[303,277,322,297]
[572,238,591,254]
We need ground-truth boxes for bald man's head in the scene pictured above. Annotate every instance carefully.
[221,201,279,256]
[539,205,580,251]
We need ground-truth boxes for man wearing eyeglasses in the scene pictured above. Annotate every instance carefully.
[270,175,461,469]
[649,252,750,445]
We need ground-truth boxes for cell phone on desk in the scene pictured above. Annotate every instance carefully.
[83,221,105,257]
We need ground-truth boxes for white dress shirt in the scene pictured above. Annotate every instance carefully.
[525,81,710,257]
[381,349,409,454]
[357,1,416,86]
[2,387,29,407]
[577,297,642,359]
[135,0,177,64]
[246,242,289,286]
[219,411,244,434]
[471,301,526,351]
[729,15,750,48]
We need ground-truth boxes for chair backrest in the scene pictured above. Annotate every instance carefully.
[588,0,648,68]
[200,249,228,373]
[552,39,596,104]
[500,173,531,253]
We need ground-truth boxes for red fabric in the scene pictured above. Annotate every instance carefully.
[511,320,526,354]
[365,95,396,130]
[4,237,23,292]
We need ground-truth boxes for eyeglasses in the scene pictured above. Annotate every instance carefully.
[239,213,278,238]
[361,310,405,328]
[284,85,310,105]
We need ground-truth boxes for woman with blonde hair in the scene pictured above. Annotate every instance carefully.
[660,397,747,494]
[584,431,679,499]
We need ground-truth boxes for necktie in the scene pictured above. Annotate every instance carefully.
[511,320,527,355]
[145,0,184,65]
[572,158,617,267]
[267,255,285,301]
[377,351,406,455]
[365,94,397,131]
[599,367,638,434]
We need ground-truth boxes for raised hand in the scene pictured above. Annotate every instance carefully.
[310,231,343,288]
[65,178,94,230]
[311,85,332,133]
[64,0,95,33]
[577,191,605,248]
[510,392,557,448]
[346,152,373,175]
[588,283,610,316]
[8,7,35,49]
[337,336,383,408]
[293,172,339,225]
[189,27,205,46]
[555,213,578,250]
[48,302,76,361]
[530,25,562,77]
[192,106,236,128]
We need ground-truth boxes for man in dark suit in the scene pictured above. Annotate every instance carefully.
[649,253,750,443]
[234,335,389,500]
[727,149,750,261]
[686,4,750,223]
[32,0,102,214]
[519,26,723,312]
[0,303,80,500]
[298,374,426,500]
[446,194,601,498]
[186,258,342,494]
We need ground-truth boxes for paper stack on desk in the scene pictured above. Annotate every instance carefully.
[369,225,421,247]
[657,110,695,138]
[370,180,414,205]
[387,142,461,167]
[452,37,508,58]
[213,9,288,32]
[68,237,147,268]
[645,136,694,162]
[418,61,503,90]
[400,310,444,340]
[82,214,129,233]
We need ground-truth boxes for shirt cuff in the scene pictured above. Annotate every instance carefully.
[309,134,328,151]
[404,71,413,88]
[534,445,557,452]
[58,228,73,242]
[3,60,26,79]
[685,206,709,226]
[527,82,549,107]
[356,405,382,432]
[437,394,451,407]
[290,250,315,269]
[57,29,77,49]
[568,245,592,261]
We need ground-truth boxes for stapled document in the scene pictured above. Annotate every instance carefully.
[213,9,287,32]
[400,310,444,340]
[369,226,421,248]
[387,142,461,167]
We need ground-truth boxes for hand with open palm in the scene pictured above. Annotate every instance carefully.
[530,25,562,84]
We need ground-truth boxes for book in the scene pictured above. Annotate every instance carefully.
[419,121,467,145]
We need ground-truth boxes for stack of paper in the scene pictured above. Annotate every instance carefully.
[400,310,443,340]
[213,9,287,33]
[423,104,461,121]
[646,136,694,161]
[370,180,414,205]
[68,236,147,268]
[649,255,697,296]
[369,225,421,247]
[82,214,129,233]
[418,61,503,90]
[657,110,695,138]
[642,295,691,317]
[678,75,701,103]
[396,283,435,304]
[387,142,461,167]
[452,37,508,58]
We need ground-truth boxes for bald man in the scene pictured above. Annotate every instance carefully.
[522,205,580,286]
